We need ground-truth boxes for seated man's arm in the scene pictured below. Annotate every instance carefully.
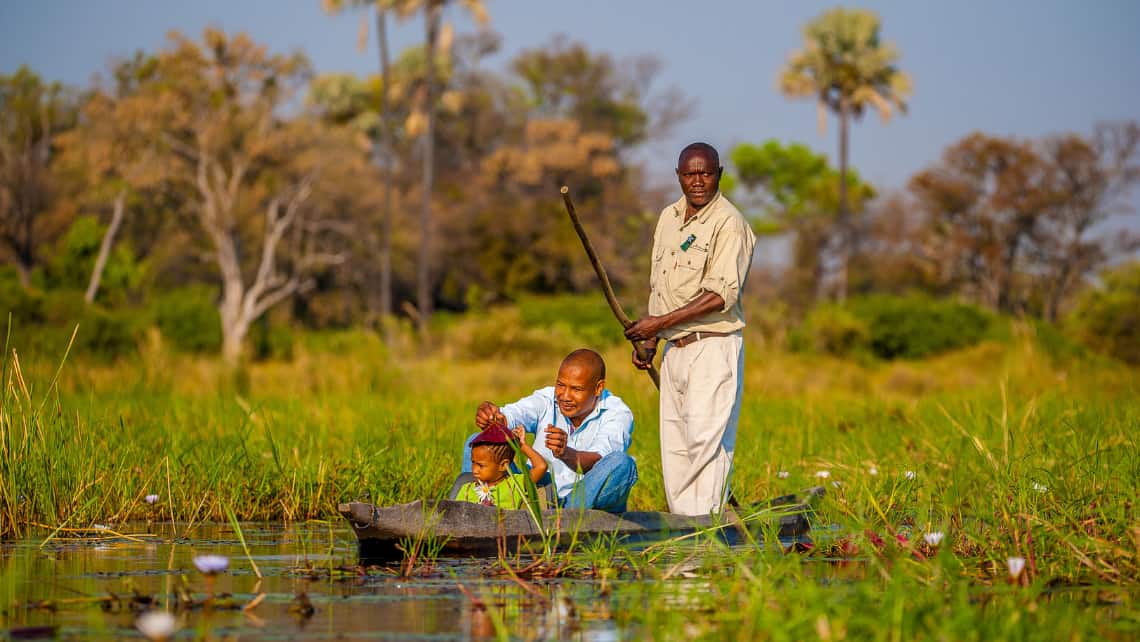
[478,388,550,434]
[547,429,602,473]
[547,402,634,474]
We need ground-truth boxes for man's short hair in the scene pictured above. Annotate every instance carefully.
[562,348,606,382]
[678,142,720,168]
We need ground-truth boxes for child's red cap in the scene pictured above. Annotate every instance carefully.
[471,422,514,445]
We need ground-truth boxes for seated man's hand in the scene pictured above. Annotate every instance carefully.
[544,424,567,458]
[475,401,506,429]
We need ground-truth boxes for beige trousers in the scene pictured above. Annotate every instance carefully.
[659,333,744,515]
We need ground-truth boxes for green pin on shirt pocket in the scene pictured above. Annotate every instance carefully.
[680,234,696,251]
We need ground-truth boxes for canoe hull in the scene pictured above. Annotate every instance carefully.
[339,488,821,559]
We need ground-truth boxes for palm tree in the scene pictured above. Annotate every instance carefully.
[321,0,398,334]
[322,0,488,335]
[779,7,912,300]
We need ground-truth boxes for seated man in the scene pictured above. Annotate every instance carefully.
[461,348,638,513]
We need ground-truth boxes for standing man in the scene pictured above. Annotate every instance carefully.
[624,142,756,516]
[462,349,638,513]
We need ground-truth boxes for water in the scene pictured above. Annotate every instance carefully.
[0,522,622,641]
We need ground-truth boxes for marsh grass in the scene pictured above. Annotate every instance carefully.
[2,302,1138,639]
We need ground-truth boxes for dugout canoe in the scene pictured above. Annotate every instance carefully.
[339,487,823,559]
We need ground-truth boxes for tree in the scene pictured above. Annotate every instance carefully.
[55,54,170,304]
[729,140,874,306]
[461,118,623,300]
[909,133,1052,313]
[124,29,360,363]
[1037,122,1139,320]
[511,36,691,153]
[908,126,1139,317]
[779,7,912,301]
[320,0,409,333]
[0,67,78,287]
[321,0,489,333]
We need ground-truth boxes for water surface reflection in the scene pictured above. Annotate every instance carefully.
[1,522,620,640]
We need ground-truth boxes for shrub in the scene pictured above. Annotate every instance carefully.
[0,271,44,323]
[447,306,571,360]
[44,216,147,303]
[516,293,629,349]
[1030,319,1089,364]
[40,289,88,325]
[249,317,294,361]
[849,295,992,360]
[72,306,140,360]
[152,286,223,354]
[1065,262,1140,365]
[788,304,870,357]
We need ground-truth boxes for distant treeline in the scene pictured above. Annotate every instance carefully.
[1,24,1137,364]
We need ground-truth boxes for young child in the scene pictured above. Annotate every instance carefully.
[456,423,547,510]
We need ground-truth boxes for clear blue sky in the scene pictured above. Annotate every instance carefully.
[2,0,1139,207]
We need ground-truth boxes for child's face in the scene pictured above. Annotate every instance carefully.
[470,445,510,484]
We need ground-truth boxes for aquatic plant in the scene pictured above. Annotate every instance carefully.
[192,555,229,575]
[1007,556,1026,580]
[134,610,177,641]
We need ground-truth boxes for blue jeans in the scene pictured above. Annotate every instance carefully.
[460,432,638,513]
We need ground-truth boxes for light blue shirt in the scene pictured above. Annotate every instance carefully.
[500,387,634,499]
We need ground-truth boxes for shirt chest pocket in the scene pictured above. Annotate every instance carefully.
[668,242,708,299]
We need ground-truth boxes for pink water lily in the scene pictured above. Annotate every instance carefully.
[193,554,229,575]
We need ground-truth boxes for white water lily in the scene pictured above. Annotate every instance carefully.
[135,610,177,641]
[1007,556,1026,579]
[904,470,917,480]
[777,471,790,479]
[868,466,878,476]
[815,470,831,479]
[923,532,944,546]
[1031,482,1048,493]
[145,494,159,504]
[193,554,229,575]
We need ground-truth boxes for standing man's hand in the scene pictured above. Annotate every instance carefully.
[624,316,666,343]
[475,401,506,429]
[626,316,665,370]
[632,339,658,370]
[544,424,567,458]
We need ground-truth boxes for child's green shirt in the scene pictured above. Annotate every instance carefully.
[456,474,531,510]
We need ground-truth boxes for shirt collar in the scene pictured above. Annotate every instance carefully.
[558,388,610,433]
[671,190,722,226]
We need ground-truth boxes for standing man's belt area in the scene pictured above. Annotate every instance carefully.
[669,331,736,348]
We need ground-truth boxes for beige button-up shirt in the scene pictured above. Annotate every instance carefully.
[648,191,757,341]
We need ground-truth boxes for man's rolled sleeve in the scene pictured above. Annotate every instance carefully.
[699,219,754,312]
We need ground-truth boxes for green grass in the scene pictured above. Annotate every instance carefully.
[1,300,1137,640]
